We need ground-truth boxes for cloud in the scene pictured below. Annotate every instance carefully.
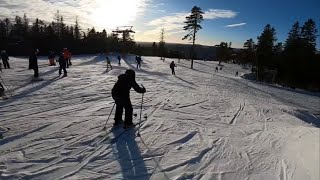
[144,9,237,36]
[225,23,247,27]
[204,9,237,19]
[0,0,150,30]
[136,8,238,44]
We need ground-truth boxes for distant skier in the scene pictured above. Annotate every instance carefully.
[48,51,56,66]
[215,67,218,72]
[235,71,239,77]
[1,50,10,69]
[117,55,121,65]
[58,52,67,77]
[220,66,223,70]
[111,69,146,129]
[29,49,40,79]
[106,56,112,70]
[136,56,142,69]
[170,61,177,75]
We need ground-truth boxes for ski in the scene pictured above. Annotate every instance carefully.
[96,113,146,145]
[109,120,146,144]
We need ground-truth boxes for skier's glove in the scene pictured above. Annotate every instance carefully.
[141,87,146,93]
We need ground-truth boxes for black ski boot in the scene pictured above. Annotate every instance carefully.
[113,120,124,128]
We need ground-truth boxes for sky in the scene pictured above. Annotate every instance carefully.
[0,0,319,48]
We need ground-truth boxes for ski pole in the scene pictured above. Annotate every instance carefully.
[102,102,115,130]
[137,87,144,137]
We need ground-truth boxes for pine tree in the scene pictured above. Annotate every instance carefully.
[242,39,256,66]
[182,6,204,69]
[0,20,6,40]
[12,16,23,39]
[22,14,29,35]
[216,42,229,62]
[4,18,11,37]
[54,10,61,38]
[59,16,66,41]
[74,16,81,41]
[285,21,301,50]
[159,28,165,60]
[256,24,277,80]
[282,19,318,88]
[301,19,317,53]
[244,38,255,50]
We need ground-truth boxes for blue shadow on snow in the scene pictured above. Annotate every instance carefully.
[112,129,150,179]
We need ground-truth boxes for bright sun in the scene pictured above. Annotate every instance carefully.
[92,0,141,29]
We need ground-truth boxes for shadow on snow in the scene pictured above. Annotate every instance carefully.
[111,130,150,179]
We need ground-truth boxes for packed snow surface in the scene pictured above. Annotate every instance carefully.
[0,55,319,180]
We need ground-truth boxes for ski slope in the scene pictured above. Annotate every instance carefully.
[0,55,319,180]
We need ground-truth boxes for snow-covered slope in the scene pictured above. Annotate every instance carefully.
[0,55,319,180]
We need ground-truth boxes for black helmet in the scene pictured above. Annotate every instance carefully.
[125,69,135,80]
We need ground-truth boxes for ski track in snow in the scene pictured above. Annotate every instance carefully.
[0,55,319,180]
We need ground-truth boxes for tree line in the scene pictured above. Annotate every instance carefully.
[0,12,175,58]
[216,19,319,90]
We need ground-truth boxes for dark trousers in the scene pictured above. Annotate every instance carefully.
[136,63,141,68]
[33,67,39,78]
[68,59,72,65]
[114,99,133,125]
[171,68,175,75]
[2,59,10,69]
[59,63,67,75]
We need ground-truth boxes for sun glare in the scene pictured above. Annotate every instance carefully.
[92,0,141,29]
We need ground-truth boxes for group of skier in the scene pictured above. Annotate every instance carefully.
[108,54,178,76]
[28,48,72,79]
[1,51,178,131]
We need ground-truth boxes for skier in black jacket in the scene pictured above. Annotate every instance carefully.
[112,69,146,128]
[136,56,142,69]
[117,55,121,65]
[29,49,39,78]
[170,61,176,75]
[58,52,67,76]
[1,50,10,69]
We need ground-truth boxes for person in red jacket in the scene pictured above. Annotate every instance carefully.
[63,48,72,68]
